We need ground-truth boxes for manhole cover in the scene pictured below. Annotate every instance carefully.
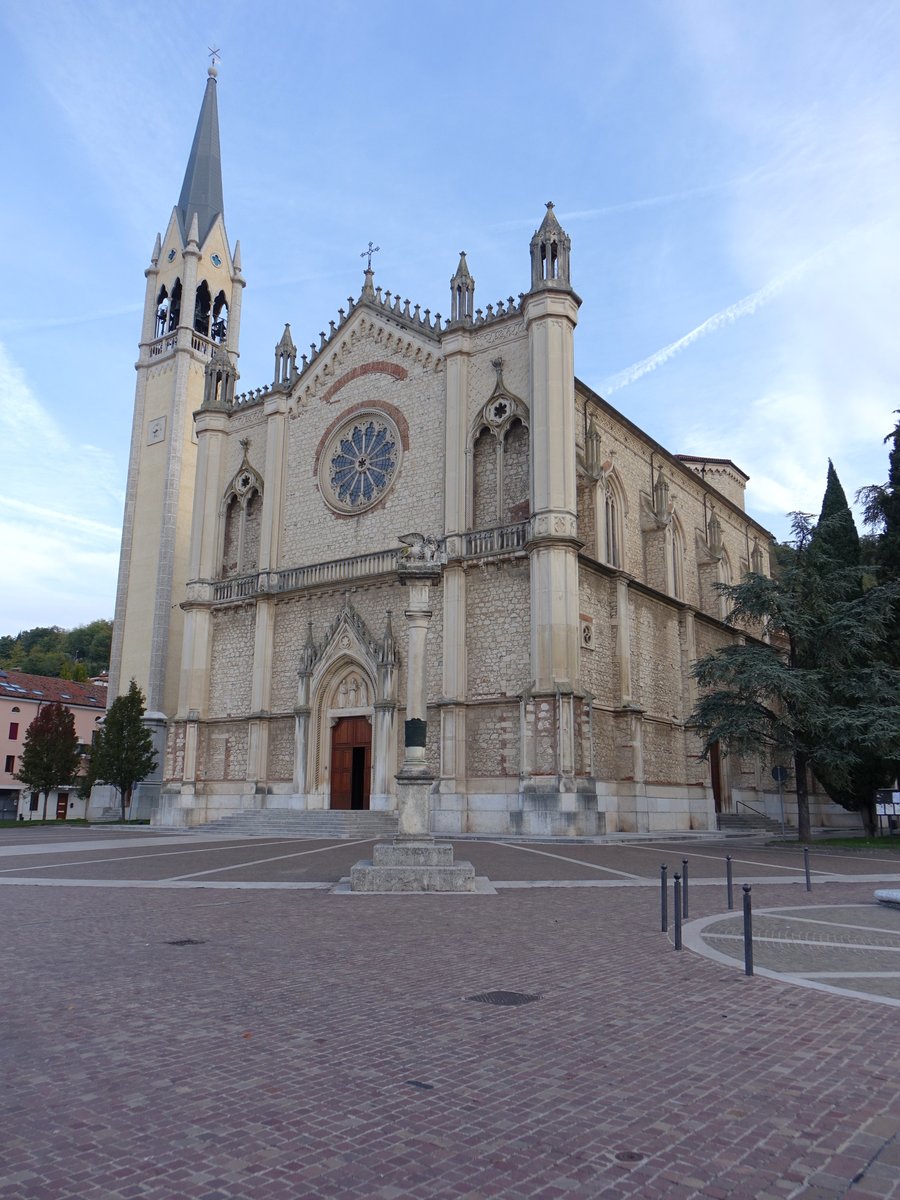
[615,1151,644,1163]
[405,1079,434,1090]
[466,990,540,1007]
[166,938,205,946]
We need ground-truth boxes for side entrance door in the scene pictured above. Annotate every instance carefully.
[709,742,724,814]
[330,716,372,810]
[56,791,69,821]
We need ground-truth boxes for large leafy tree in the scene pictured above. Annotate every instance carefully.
[691,503,900,840]
[89,680,157,821]
[0,619,112,679]
[15,702,81,821]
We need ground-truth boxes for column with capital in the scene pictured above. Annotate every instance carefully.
[348,539,480,892]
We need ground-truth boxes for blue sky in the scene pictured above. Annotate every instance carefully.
[1,0,899,633]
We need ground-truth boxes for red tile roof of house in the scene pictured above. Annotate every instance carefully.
[0,670,108,709]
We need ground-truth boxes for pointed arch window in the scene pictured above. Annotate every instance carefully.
[168,279,182,330]
[155,286,170,338]
[194,280,212,337]
[468,364,530,530]
[718,550,733,619]
[596,472,625,569]
[472,427,499,528]
[220,452,264,578]
[669,515,686,600]
[211,291,228,343]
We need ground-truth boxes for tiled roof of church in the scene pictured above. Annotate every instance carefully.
[676,454,749,480]
[0,670,108,709]
[176,68,224,246]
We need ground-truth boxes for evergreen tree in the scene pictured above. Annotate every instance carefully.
[90,680,157,821]
[808,460,860,571]
[15,702,81,821]
[691,510,900,839]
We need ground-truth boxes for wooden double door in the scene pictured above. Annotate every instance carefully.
[330,716,372,810]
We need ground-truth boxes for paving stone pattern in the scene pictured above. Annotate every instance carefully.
[3,861,900,1199]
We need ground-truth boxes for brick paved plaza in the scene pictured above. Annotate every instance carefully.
[3,828,900,1199]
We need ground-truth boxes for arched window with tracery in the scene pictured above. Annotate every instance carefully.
[220,451,264,579]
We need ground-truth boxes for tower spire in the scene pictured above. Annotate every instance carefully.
[176,67,224,247]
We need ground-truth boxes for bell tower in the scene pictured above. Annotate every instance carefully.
[108,66,244,736]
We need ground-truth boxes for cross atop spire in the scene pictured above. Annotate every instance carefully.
[360,241,380,271]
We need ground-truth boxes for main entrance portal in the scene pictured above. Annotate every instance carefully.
[330,715,372,810]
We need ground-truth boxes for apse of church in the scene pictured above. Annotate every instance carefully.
[109,70,837,836]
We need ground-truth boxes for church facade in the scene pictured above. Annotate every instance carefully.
[106,70,805,836]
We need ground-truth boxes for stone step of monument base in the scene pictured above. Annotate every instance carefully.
[189,809,400,840]
[350,839,477,893]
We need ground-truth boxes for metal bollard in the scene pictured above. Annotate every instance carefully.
[660,864,668,932]
[726,854,734,910]
[742,884,753,976]
[803,845,812,892]
[682,858,690,918]
[673,874,683,950]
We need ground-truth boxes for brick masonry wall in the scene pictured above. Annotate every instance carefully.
[208,607,254,717]
[466,701,521,777]
[472,430,499,528]
[503,422,529,522]
[266,717,294,781]
[197,721,248,782]
[465,560,530,700]
[578,571,617,708]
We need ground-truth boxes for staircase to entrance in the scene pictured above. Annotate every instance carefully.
[717,812,789,836]
[189,809,399,839]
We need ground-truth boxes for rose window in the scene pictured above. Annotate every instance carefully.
[323,415,401,513]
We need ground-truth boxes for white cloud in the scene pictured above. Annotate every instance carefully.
[0,343,121,632]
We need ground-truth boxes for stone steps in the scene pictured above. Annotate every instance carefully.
[717,812,787,835]
[188,809,399,840]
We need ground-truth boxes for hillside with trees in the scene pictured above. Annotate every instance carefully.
[0,620,112,680]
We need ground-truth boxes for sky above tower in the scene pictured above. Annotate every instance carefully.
[1,0,899,632]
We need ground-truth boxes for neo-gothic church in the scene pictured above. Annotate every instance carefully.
[103,69,807,836]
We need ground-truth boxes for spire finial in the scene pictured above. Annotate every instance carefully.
[360,241,380,271]
[208,46,221,74]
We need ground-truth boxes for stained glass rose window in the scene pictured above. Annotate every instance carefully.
[322,414,401,513]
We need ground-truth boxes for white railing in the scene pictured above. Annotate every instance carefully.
[210,526,529,604]
[461,521,529,557]
[213,575,258,602]
[276,548,400,593]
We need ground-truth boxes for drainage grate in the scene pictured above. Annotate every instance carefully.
[466,990,540,1007]
[615,1151,644,1163]
[166,938,205,946]
[405,1080,434,1090]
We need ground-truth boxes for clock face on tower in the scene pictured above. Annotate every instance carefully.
[321,412,401,514]
[147,416,166,446]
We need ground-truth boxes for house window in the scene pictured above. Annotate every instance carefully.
[29,793,38,812]
[9,722,18,740]
[4,755,14,773]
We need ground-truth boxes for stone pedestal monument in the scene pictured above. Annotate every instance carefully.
[350,544,477,893]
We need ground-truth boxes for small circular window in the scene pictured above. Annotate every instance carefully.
[322,412,401,513]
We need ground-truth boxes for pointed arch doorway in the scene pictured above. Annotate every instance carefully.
[330,715,372,810]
